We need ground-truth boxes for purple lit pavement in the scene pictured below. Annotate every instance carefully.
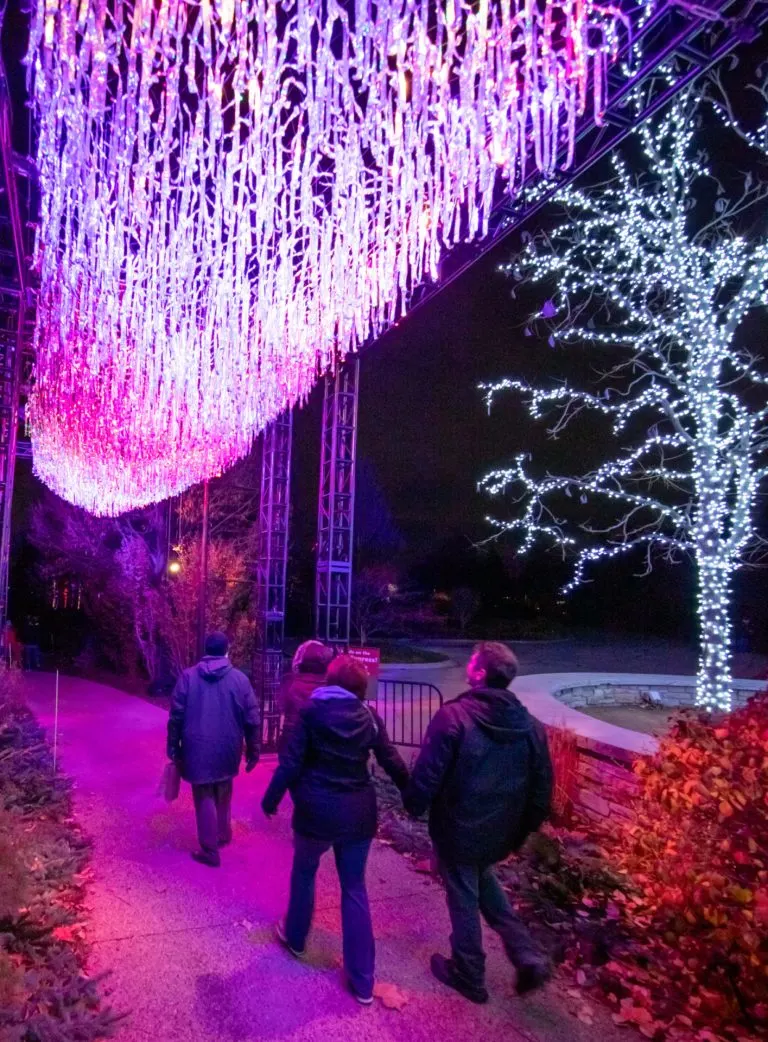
[23,673,622,1042]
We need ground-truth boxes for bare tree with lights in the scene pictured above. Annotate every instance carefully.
[482,87,768,711]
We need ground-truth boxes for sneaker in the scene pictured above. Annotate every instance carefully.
[515,961,551,995]
[430,954,488,1004]
[191,850,220,868]
[346,979,374,1005]
[276,920,306,959]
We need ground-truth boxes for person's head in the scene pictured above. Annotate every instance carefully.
[466,641,518,690]
[204,631,229,658]
[325,654,369,700]
[292,639,333,676]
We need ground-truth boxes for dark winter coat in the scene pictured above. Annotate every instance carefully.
[167,656,261,785]
[262,685,409,843]
[277,671,326,752]
[404,686,552,866]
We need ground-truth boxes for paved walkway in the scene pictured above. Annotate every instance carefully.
[21,672,616,1042]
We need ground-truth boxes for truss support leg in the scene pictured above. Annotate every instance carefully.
[0,289,23,632]
[315,358,360,648]
[253,410,293,750]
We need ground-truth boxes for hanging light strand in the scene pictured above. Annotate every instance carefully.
[30,0,632,515]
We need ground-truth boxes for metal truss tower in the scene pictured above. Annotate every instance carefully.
[315,358,360,647]
[0,66,31,629]
[253,411,293,748]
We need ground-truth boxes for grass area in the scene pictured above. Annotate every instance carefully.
[578,704,677,736]
[0,668,119,1041]
[378,644,450,664]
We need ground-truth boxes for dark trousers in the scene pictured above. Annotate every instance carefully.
[286,833,375,999]
[439,859,546,988]
[192,781,233,859]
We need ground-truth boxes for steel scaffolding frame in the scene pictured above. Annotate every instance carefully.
[315,358,360,647]
[253,411,293,748]
[0,63,31,629]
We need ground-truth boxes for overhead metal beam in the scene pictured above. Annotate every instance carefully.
[380,0,768,338]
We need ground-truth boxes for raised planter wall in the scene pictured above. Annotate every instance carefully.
[566,736,639,824]
[515,673,765,825]
[555,681,755,711]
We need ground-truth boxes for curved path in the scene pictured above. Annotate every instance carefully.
[23,672,620,1042]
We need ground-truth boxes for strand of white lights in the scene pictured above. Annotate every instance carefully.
[484,91,768,712]
[28,0,633,516]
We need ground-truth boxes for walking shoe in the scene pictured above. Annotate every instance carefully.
[515,961,551,995]
[345,979,374,1005]
[276,920,306,959]
[191,850,220,868]
[430,954,489,1004]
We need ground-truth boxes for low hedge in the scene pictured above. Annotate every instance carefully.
[0,672,118,1041]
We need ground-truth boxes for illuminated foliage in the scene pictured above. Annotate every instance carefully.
[484,88,768,709]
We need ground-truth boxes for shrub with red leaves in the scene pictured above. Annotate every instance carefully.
[604,691,768,1039]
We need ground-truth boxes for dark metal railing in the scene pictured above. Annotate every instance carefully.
[262,677,444,753]
[367,679,444,748]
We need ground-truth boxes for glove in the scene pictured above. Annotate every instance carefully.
[261,799,276,818]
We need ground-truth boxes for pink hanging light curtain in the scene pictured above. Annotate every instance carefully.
[29,0,633,515]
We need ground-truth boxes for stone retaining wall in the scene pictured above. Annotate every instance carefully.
[552,679,760,822]
[555,681,754,710]
[570,739,639,823]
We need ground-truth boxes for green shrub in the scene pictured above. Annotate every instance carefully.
[604,693,768,1038]
[0,691,118,1041]
[0,812,28,921]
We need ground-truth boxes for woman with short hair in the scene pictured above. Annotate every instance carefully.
[277,640,333,751]
[262,654,408,1004]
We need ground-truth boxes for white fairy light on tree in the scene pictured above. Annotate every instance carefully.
[28,0,634,516]
[482,86,768,712]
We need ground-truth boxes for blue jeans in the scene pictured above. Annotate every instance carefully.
[286,834,375,999]
[439,859,547,988]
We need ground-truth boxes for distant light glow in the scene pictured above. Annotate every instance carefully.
[30,0,634,515]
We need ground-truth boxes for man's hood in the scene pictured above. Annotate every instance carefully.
[197,656,233,681]
[458,687,533,742]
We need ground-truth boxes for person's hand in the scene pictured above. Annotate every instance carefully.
[261,803,276,818]
[245,757,259,773]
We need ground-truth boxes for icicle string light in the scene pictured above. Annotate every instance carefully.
[29,0,633,515]
[482,93,768,712]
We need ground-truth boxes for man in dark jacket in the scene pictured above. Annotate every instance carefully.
[277,640,333,752]
[167,632,260,867]
[404,641,552,1004]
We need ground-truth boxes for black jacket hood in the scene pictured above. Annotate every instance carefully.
[308,687,378,746]
[457,687,533,742]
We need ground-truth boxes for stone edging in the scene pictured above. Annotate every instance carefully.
[514,672,765,822]
[515,671,764,757]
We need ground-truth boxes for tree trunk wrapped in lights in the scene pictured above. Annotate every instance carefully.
[27,0,634,516]
[483,87,768,711]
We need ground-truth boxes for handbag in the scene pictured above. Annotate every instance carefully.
[162,761,181,802]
